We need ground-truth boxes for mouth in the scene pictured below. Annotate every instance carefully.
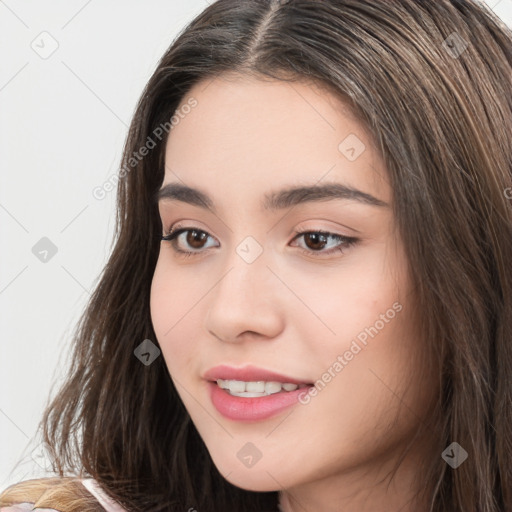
[203,364,314,420]
[206,380,314,422]
[211,378,312,397]
[203,364,314,396]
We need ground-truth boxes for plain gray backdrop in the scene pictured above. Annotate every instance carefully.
[1,0,511,490]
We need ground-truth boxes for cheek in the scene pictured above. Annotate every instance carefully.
[149,257,197,371]
[294,238,407,358]
[149,257,170,337]
[299,237,419,409]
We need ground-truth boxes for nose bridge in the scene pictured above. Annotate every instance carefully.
[234,233,266,267]
[220,206,269,272]
[204,231,283,341]
[217,232,270,300]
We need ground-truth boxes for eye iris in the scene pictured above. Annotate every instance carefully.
[187,230,207,249]
[304,233,327,251]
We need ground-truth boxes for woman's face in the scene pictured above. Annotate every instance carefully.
[150,74,435,508]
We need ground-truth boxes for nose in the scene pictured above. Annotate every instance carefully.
[203,246,284,344]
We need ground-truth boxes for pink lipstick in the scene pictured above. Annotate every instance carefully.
[203,364,313,421]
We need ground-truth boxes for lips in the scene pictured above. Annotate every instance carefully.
[203,364,313,386]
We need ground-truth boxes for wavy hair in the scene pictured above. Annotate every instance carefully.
[1,1,511,511]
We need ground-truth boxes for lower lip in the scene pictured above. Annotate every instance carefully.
[208,381,311,421]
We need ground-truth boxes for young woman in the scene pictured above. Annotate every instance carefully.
[1,0,511,511]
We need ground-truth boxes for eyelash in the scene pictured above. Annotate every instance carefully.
[160,225,359,259]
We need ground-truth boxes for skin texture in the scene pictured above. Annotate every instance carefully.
[150,73,438,512]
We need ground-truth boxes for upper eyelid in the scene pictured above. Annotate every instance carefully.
[163,224,348,236]
[163,226,355,245]
[162,216,358,234]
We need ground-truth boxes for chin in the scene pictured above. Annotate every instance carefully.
[208,456,286,492]
[222,471,282,493]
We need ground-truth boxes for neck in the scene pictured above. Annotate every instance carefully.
[276,429,435,512]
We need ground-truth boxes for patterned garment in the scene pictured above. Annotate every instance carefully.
[0,478,128,512]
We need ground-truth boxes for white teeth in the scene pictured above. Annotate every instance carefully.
[228,380,245,393]
[246,381,265,392]
[216,379,303,397]
[265,382,282,394]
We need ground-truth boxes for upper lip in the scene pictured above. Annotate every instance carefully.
[203,364,313,385]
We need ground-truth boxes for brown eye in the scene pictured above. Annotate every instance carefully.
[161,227,218,256]
[291,230,359,258]
[161,226,359,259]
[185,229,208,249]
[302,232,329,251]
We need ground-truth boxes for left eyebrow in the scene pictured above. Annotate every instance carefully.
[155,181,389,214]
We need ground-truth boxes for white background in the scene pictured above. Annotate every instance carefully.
[1,0,511,490]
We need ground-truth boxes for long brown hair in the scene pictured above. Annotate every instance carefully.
[2,1,511,511]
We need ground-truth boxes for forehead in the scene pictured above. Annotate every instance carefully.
[163,73,390,207]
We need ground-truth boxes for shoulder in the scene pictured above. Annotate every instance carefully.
[0,477,126,512]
